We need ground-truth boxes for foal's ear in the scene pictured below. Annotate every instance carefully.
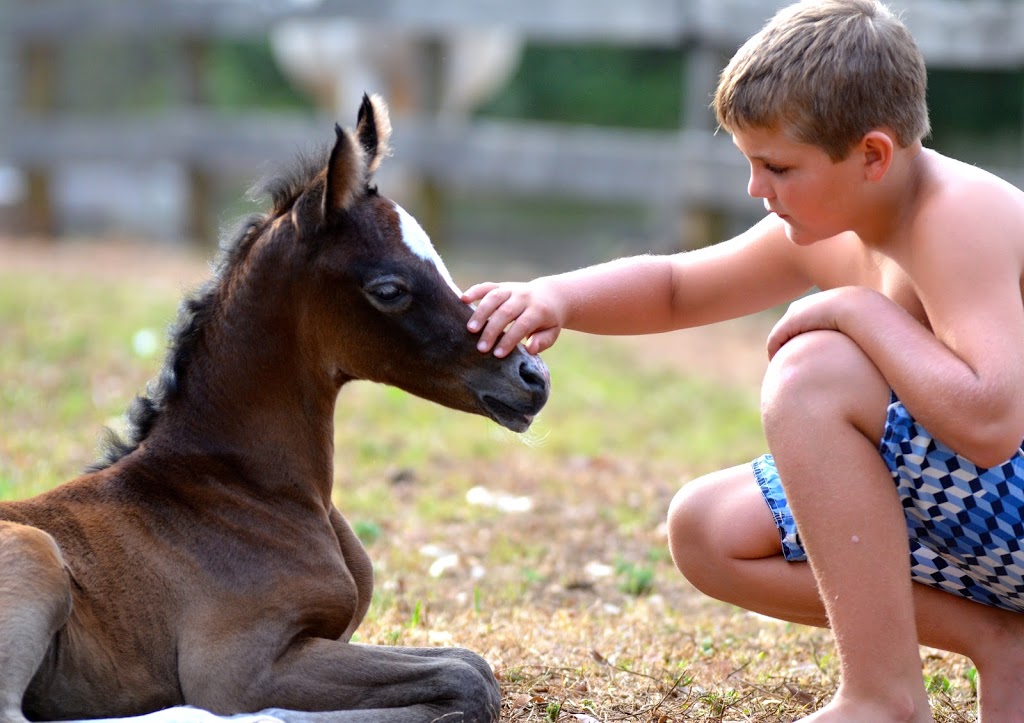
[355,93,392,175]
[323,124,366,218]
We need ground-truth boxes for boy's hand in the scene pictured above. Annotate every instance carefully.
[766,286,882,359]
[462,280,562,358]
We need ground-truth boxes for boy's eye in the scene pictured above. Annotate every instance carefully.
[764,163,789,175]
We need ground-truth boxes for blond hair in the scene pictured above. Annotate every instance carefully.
[714,0,930,160]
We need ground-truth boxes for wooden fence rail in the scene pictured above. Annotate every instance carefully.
[10,0,1024,65]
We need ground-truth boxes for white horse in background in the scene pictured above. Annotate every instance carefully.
[270,18,523,122]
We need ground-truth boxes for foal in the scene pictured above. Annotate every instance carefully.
[0,95,549,723]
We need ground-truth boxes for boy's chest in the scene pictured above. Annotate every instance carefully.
[821,249,929,326]
[879,269,929,327]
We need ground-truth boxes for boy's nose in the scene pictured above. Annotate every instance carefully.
[747,168,770,199]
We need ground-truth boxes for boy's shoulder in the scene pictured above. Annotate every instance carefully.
[907,149,1024,243]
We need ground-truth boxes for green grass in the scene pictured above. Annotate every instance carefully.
[0,273,174,498]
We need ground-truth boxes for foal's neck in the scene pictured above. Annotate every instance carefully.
[152,269,339,506]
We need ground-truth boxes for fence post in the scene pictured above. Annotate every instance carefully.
[413,36,448,245]
[19,35,58,238]
[181,36,218,247]
[677,39,728,250]
[0,0,16,234]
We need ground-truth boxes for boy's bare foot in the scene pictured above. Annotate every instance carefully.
[800,689,932,723]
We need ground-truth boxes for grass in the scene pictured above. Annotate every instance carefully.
[0,249,980,721]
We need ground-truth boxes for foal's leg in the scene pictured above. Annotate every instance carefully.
[182,639,500,723]
[0,522,72,723]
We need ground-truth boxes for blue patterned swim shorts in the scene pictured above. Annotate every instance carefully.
[753,394,1024,612]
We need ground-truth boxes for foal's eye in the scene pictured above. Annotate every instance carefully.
[364,279,409,308]
[373,283,404,302]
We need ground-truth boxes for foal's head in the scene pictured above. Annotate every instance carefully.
[91,96,547,473]
[249,94,549,431]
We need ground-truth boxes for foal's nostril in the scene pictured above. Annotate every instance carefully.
[518,360,547,392]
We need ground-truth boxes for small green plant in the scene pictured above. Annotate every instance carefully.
[814,652,834,672]
[925,673,952,694]
[545,701,561,721]
[700,689,741,717]
[965,666,978,694]
[352,519,382,545]
[407,600,424,628]
[521,567,544,584]
[614,557,655,596]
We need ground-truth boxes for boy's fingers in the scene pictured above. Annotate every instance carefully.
[475,299,527,354]
[480,306,524,355]
[492,328,520,358]
[526,328,559,355]
[492,309,541,358]
[766,331,790,360]
[461,281,497,303]
[467,288,512,334]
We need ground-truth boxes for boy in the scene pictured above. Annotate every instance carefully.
[461,1,1024,720]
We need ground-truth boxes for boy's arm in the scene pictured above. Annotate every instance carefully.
[464,214,815,358]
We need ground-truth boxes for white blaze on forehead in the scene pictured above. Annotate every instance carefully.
[393,202,462,296]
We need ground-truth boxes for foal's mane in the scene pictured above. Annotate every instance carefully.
[87,146,331,473]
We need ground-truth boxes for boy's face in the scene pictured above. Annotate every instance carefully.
[732,125,864,245]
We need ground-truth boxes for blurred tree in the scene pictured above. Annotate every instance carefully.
[477,44,682,129]
[58,38,313,113]
[207,40,314,111]
[479,43,1024,165]
[61,39,177,113]
[927,68,1024,161]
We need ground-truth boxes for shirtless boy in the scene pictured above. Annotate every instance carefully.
[462,1,1024,720]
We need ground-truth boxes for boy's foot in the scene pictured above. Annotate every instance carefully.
[799,690,932,723]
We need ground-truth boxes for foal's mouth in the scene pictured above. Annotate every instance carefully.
[480,395,539,433]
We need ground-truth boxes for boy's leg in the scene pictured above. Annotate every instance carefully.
[761,330,928,720]
[668,330,1024,721]
[669,464,1024,721]
[668,464,832,626]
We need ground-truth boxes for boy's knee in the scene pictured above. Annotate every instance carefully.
[668,466,785,602]
[763,330,852,394]
[666,481,716,584]
[761,330,884,432]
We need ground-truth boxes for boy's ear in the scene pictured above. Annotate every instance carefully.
[860,130,895,182]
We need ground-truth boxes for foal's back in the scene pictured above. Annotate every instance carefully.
[0,465,186,719]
